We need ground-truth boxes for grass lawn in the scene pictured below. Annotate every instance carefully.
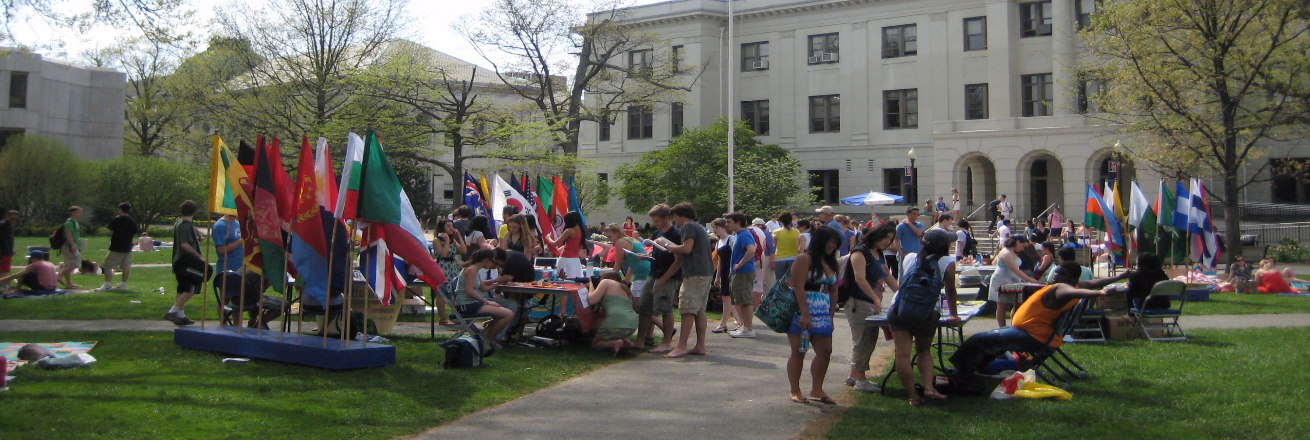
[1184,292,1310,315]
[1,267,208,320]
[0,331,622,440]
[14,236,175,266]
[831,327,1310,440]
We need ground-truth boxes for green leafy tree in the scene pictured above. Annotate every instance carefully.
[89,156,206,227]
[0,135,91,222]
[1080,0,1310,260]
[616,119,809,221]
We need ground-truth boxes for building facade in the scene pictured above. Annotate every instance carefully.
[0,49,125,160]
[578,0,1309,224]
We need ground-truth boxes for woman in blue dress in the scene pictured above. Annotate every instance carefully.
[786,226,843,404]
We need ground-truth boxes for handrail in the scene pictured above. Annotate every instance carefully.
[965,204,988,220]
[1034,203,1059,221]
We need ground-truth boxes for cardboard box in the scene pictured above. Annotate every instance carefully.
[347,281,403,334]
[1099,288,1128,311]
[1104,315,1136,341]
[1140,317,1166,339]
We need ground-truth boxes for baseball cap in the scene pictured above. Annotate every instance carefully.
[752,218,766,226]
[815,206,834,214]
[28,250,45,259]
[924,229,955,249]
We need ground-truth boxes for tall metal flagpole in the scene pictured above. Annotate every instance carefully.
[726,0,735,213]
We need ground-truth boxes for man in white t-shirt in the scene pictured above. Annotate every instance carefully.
[998,194,1013,221]
[955,222,969,259]
[993,219,1012,244]
[764,213,781,232]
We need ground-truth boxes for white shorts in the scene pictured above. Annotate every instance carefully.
[630,280,646,298]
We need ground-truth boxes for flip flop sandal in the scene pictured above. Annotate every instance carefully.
[790,395,809,403]
[712,327,729,333]
[809,396,838,405]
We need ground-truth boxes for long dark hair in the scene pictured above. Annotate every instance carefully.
[464,248,495,268]
[806,226,841,274]
[466,215,494,238]
[564,211,585,231]
[862,222,897,253]
[778,212,794,229]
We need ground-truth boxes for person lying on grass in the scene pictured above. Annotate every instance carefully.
[588,271,639,356]
[947,262,1111,389]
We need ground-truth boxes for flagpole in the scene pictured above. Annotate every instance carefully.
[343,221,355,344]
[320,219,342,346]
[361,226,370,347]
[279,265,290,341]
[202,218,212,331]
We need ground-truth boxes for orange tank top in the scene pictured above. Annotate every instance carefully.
[1012,284,1078,348]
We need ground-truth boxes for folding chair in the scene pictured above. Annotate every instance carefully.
[1072,296,1107,343]
[215,271,284,329]
[1130,280,1187,342]
[1028,299,1091,389]
[439,285,491,342]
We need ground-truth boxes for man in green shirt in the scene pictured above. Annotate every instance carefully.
[165,200,206,326]
[56,206,83,289]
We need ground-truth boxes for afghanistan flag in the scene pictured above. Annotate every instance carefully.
[238,139,262,275]
[251,138,287,291]
[355,130,447,304]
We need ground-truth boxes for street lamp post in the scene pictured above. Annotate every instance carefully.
[907,147,918,205]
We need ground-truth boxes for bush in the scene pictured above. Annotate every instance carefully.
[1268,238,1310,263]
[0,135,91,223]
[89,156,208,227]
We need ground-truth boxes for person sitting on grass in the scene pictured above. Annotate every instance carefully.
[450,248,514,354]
[589,271,639,356]
[1256,259,1297,294]
[138,232,157,252]
[948,262,1111,389]
[0,250,58,294]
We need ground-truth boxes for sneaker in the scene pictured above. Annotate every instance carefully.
[114,282,127,290]
[729,329,756,338]
[163,311,195,326]
[845,377,857,387]
[98,282,112,291]
[853,381,882,393]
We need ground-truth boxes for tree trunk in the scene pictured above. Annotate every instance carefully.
[1223,170,1242,264]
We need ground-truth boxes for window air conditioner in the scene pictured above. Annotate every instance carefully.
[821,52,839,62]
[1038,24,1052,34]
[752,61,769,70]
[808,56,822,64]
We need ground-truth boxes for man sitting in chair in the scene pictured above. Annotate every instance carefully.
[219,269,288,329]
[948,262,1111,387]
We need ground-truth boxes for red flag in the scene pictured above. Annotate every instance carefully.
[251,138,287,287]
[292,136,327,254]
[268,136,295,224]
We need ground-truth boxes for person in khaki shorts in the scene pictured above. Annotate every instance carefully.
[56,206,84,289]
[99,203,139,291]
[662,202,715,358]
[724,213,759,339]
[637,204,682,352]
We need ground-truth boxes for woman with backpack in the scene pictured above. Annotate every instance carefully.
[887,229,961,406]
[786,226,843,404]
[844,222,900,393]
[955,220,975,261]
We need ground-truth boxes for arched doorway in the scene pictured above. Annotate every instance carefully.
[1020,151,1065,219]
[1090,150,1135,209]
[954,153,997,220]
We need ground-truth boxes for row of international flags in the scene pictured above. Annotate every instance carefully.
[1084,178,1219,268]
[207,131,447,307]
[460,170,587,257]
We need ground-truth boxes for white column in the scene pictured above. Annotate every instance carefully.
[1051,0,1077,115]
[986,0,1017,119]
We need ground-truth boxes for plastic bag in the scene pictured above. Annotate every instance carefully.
[990,370,1035,400]
[1014,381,1073,400]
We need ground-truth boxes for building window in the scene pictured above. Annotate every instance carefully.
[627,105,653,139]
[1078,78,1105,114]
[1021,73,1054,117]
[965,83,989,120]
[809,169,840,204]
[1019,1,1053,37]
[883,89,919,129]
[883,168,917,202]
[964,17,987,51]
[741,42,769,71]
[741,100,770,135]
[671,103,684,137]
[598,111,611,142]
[809,95,840,133]
[881,24,917,59]
[1030,159,1049,217]
[671,45,684,73]
[1076,0,1100,30]
[8,72,27,109]
[0,128,23,151]
[807,33,839,64]
[628,49,651,76]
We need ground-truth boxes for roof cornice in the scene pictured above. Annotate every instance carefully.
[620,0,886,28]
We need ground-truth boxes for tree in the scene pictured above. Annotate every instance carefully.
[0,135,91,222]
[115,36,204,157]
[1080,0,1310,260]
[616,119,809,222]
[456,0,702,157]
[88,156,206,227]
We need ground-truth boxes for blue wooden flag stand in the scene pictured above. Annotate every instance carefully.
[175,326,395,370]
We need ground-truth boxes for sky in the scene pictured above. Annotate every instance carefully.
[13,0,672,69]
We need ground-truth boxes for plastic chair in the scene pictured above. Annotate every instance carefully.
[1130,280,1187,342]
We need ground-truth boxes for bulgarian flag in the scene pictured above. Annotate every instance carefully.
[208,135,240,216]
[1085,183,1106,231]
[355,130,446,304]
[335,132,365,220]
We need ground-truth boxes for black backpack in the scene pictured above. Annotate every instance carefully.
[964,232,978,256]
[890,254,944,322]
[49,224,66,250]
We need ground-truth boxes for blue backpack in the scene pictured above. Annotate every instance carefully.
[891,254,944,322]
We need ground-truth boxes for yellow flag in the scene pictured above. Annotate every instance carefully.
[208,135,239,215]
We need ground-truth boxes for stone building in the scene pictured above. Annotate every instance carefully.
[0,49,125,160]
[577,0,1309,224]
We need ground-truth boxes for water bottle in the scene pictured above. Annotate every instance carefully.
[941,296,950,314]
[799,330,811,353]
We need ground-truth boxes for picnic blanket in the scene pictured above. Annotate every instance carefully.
[1,342,98,371]
[2,289,73,300]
